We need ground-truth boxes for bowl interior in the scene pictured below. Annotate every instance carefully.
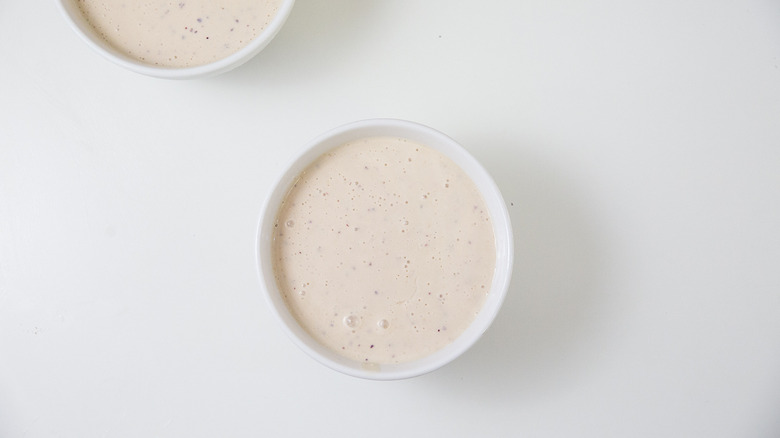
[257,119,513,380]
[56,0,296,79]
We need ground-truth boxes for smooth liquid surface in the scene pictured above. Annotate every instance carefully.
[272,137,496,364]
[75,0,282,68]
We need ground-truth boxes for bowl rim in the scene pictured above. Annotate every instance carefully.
[55,0,296,79]
[255,118,514,380]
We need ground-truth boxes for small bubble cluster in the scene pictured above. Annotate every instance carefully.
[343,315,360,328]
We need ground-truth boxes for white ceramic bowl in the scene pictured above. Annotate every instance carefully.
[256,119,513,380]
[56,0,295,79]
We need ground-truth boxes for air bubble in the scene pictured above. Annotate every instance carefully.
[343,315,361,328]
[286,220,295,227]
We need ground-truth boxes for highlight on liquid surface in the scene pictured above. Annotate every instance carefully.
[75,0,282,68]
[271,137,496,364]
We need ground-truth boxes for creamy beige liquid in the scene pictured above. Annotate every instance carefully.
[272,137,496,364]
[75,0,282,67]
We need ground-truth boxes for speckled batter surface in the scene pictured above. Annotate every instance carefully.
[272,137,496,364]
[75,0,282,67]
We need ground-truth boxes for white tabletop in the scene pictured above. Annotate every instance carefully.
[2,1,779,437]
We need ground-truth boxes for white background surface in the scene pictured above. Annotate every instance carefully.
[1,0,779,436]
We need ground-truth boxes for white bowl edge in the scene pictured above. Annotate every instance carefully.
[55,0,296,79]
[255,119,514,380]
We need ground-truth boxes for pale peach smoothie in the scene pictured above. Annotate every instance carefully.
[272,137,496,364]
[75,0,282,67]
